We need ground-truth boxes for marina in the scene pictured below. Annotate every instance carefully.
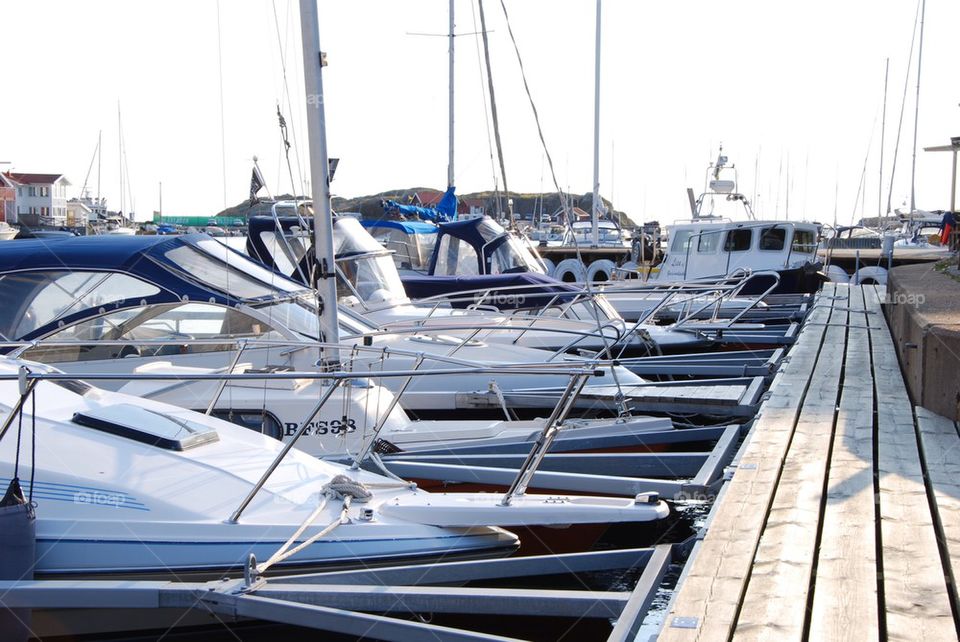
[3,0,960,640]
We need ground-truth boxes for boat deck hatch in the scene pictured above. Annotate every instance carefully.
[72,403,219,451]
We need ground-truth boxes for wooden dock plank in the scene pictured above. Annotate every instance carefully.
[732,288,849,641]
[660,285,838,641]
[915,406,960,609]
[864,286,955,641]
[808,285,879,642]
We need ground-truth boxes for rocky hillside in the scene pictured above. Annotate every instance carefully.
[215,189,634,228]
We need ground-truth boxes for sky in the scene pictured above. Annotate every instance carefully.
[2,0,959,226]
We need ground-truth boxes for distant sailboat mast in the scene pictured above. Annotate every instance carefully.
[590,0,601,246]
[118,102,124,215]
[879,58,889,224]
[447,0,455,191]
[909,0,926,212]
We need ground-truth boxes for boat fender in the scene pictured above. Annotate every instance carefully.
[587,259,617,282]
[614,260,640,280]
[322,475,372,502]
[538,258,556,277]
[823,265,850,284]
[851,266,888,286]
[553,258,587,283]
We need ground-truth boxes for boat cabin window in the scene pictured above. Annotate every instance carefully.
[434,235,480,276]
[670,230,693,253]
[723,228,752,252]
[758,227,787,251]
[23,303,281,363]
[0,271,161,340]
[697,230,721,253]
[791,229,817,254]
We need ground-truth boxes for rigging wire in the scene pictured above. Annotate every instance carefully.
[852,109,880,225]
[469,0,500,199]
[216,0,227,209]
[272,0,307,198]
[477,0,510,224]
[495,0,628,408]
[886,0,922,216]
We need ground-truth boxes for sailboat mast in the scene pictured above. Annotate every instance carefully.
[447,0,455,189]
[879,58,888,223]
[591,0,602,247]
[910,0,926,213]
[96,130,102,206]
[299,0,340,352]
[118,102,124,214]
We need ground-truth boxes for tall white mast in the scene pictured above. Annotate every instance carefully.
[910,0,926,213]
[118,102,124,214]
[447,0,455,189]
[590,0,601,246]
[299,0,340,353]
[879,58,888,222]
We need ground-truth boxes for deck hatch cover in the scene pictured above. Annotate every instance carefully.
[72,403,219,451]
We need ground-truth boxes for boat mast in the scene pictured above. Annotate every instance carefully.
[447,0,455,190]
[590,0,601,246]
[299,0,340,352]
[910,0,926,213]
[118,102,124,215]
[96,130,102,207]
[879,58,889,224]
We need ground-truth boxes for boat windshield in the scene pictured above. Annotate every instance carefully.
[470,218,544,274]
[488,235,545,275]
[333,218,408,304]
[23,302,288,362]
[365,226,437,271]
[0,271,161,340]
[163,239,308,301]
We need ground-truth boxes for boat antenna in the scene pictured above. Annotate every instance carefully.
[909,0,926,213]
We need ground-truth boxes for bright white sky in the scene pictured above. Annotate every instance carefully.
[3,0,959,225]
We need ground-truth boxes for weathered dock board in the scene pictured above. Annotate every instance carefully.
[660,284,960,641]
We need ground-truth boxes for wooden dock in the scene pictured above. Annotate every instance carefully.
[660,283,960,641]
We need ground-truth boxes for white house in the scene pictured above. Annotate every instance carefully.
[2,172,71,227]
[0,174,16,224]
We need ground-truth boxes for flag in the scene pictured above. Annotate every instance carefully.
[250,166,266,204]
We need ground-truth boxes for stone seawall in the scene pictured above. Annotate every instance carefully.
[885,262,960,421]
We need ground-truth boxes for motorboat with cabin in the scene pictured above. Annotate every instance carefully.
[246,203,785,349]
[0,235,699,455]
[245,212,701,355]
[642,150,824,296]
